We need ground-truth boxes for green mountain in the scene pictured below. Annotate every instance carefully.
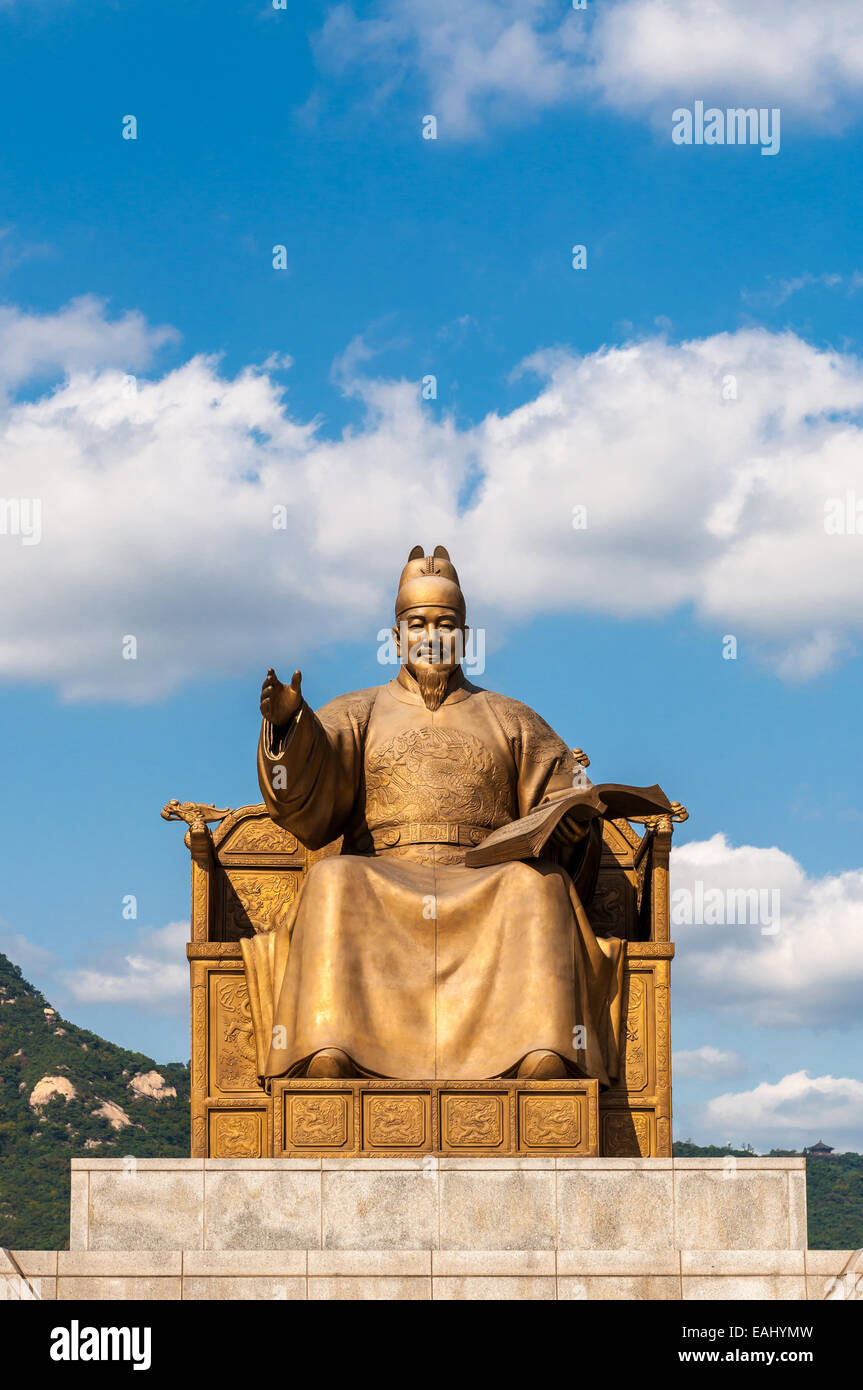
[0,951,189,1249]
[800,1151,863,1251]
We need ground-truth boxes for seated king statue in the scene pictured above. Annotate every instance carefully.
[241,545,627,1089]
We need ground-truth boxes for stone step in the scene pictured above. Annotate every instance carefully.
[3,1247,859,1301]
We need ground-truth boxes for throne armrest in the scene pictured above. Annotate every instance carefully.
[592,801,688,943]
[629,802,688,943]
[161,801,230,942]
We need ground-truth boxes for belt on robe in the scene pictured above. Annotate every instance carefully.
[370,822,489,849]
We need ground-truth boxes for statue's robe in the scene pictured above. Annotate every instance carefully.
[242,667,625,1085]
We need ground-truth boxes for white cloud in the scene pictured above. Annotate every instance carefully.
[2,301,863,697]
[591,0,863,127]
[0,927,58,975]
[0,227,53,280]
[0,295,176,395]
[742,271,851,309]
[673,1045,749,1081]
[773,630,852,683]
[671,835,863,1028]
[311,0,863,138]
[701,1070,863,1153]
[62,922,189,1007]
[313,0,582,138]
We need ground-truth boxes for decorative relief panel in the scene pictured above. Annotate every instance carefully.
[223,870,298,940]
[191,976,207,1099]
[651,852,670,943]
[441,1094,505,1150]
[656,1115,671,1156]
[272,1080,597,1156]
[519,1094,582,1149]
[191,861,210,943]
[622,973,649,1092]
[209,1109,264,1158]
[287,1094,351,1150]
[364,1094,428,1149]
[211,974,260,1094]
[220,817,299,856]
[602,1109,652,1157]
[192,1114,206,1158]
[602,817,643,859]
[655,965,671,1105]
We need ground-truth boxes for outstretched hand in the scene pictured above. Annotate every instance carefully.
[260,668,303,726]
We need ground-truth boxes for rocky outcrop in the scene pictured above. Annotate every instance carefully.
[128,1070,177,1101]
[90,1100,131,1131]
[28,1075,77,1110]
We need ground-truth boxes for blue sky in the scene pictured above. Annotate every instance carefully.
[1,0,862,1151]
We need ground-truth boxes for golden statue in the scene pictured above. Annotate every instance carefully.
[239,544,674,1091]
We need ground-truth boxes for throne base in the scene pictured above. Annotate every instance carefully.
[261,1078,599,1159]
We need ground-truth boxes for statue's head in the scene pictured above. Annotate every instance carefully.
[392,545,468,710]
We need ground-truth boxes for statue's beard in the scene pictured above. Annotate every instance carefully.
[414,665,452,711]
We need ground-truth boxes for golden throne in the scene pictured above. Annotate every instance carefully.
[165,790,683,1160]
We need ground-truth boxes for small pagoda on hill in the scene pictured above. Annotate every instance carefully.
[803,1139,834,1156]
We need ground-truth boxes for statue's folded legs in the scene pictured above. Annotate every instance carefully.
[302,1048,568,1080]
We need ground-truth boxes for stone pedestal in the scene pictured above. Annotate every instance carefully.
[69,1155,808,1253]
[5,1156,857,1300]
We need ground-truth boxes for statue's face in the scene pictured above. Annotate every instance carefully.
[394,605,467,677]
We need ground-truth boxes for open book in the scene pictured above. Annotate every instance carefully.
[464,783,672,868]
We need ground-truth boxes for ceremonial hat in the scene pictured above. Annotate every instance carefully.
[395,545,466,620]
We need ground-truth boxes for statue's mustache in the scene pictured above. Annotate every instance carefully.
[411,643,455,663]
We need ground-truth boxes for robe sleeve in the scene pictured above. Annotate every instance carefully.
[257,690,375,850]
[486,692,601,899]
[486,693,622,1081]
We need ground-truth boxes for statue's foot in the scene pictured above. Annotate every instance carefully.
[305,1048,355,1078]
[517,1049,568,1080]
